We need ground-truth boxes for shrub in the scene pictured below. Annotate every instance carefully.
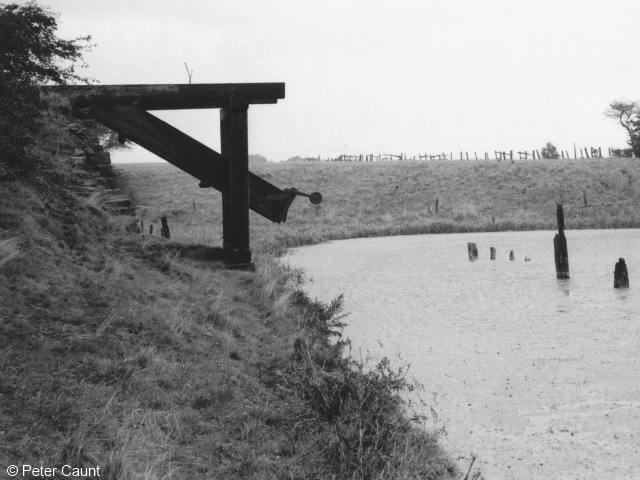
[0,1,90,171]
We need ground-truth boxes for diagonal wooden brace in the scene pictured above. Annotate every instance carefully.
[87,104,295,223]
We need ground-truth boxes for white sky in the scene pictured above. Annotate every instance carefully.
[38,0,640,161]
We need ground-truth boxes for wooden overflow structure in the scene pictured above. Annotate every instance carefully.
[553,204,569,279]
[44,83,321,268]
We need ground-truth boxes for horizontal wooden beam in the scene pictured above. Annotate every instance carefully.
[42,83,285,111]
[90,105,294,223]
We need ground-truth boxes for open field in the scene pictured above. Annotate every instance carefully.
[119,158,640,254]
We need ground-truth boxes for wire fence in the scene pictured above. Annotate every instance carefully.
[299,146,633,162]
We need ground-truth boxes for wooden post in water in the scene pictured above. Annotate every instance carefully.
[467,242,478,261]
[509,250,514,261]
[614,258,629,288]
[553,203,569,279]
[160,216,171,239]
[490,247,496,260]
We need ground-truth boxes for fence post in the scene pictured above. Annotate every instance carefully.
[160,216,171,239]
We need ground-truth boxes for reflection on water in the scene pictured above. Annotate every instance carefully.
[285,229,640,480]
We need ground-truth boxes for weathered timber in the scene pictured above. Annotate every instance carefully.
[553,203,570,279]
[467,242,478,261]
[509,250,514,261]
[87,105,293,223]
[221,98,251,266]
[44,83,285,111]
[614,258,629,288]
[43,82,325,268]
[490,247,496,260]
[160,216,170,239]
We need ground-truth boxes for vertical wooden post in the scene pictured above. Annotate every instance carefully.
[509,250,514,261]
[435,197,439,213]
[553,203,569,279]
[614,258,629,288]
[467,242,478,260]
[149,224,153,235]
[490,246,496,260]
[160,216,171,239]
[574,143,577,158]
[221,98,252,267]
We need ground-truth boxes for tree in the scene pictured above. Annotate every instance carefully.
[541,141,559,159]
[0,1,91,168]
[605,100,640,157]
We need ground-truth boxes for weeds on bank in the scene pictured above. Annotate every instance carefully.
[2,157,456,479]
[259,265,455,479]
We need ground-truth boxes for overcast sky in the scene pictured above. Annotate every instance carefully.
[39,0,640,162]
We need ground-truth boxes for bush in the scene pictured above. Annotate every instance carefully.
[0,1,90,170]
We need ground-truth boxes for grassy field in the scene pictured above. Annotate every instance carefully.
[119,157,640,254]
[1,159,456,479]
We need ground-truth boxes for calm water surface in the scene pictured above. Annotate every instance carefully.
[284,229,640,480]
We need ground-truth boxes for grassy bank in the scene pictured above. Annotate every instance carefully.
[0,159,456,478]
[119,157,640,254]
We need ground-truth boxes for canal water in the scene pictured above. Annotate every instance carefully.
[284,229,640,480]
